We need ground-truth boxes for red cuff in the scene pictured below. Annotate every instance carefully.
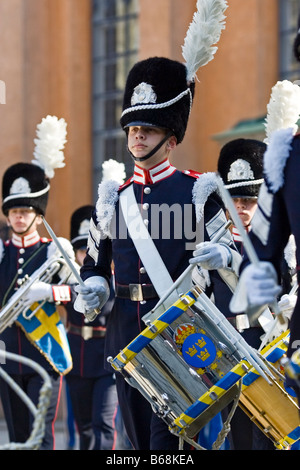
[52,285,71,303]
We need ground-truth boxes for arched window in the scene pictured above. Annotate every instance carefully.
[92,0,138,198]
[279,0,300,81]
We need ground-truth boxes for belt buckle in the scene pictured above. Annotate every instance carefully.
[82,325,93,341]
[129,284,143,301]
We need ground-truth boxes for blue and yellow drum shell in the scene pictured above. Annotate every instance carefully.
[111,289,246,434]
[239,330,300,450]
[111,291,300,449]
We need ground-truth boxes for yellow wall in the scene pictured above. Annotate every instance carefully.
[0,0,279,238]
[140,0,278,172]
[0,0,92,238]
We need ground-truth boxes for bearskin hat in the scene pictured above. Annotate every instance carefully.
[2,162,50,216]
[120,57,195,144]
[70,205,94,250]
[217,138,266,198]
[2,115,67,217]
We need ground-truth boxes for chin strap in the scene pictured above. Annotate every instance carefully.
[11,214,38,236]
[127,131,174,162]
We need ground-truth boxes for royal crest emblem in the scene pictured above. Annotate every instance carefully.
[78,219,90,236]
[10,177,31,195]
[227,159,254,181]
[131,82,157,106]
[174,323,223,371]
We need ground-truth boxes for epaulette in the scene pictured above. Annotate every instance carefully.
[96,179,121,238]
[181,169,202,179]
[192,172,220,223]
[41,237,51,243]
[119,177,133,192]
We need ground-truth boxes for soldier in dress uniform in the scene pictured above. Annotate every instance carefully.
[228,99,300,408]
[218,139,265,256]
[229,129,300,401]
[74,54,241,450]
[0,116,75,449]
[65,205,118,450]
[217,138,278,450]
[229,23,300,404]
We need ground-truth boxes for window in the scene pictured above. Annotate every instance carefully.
[279,0,300,81]
[92,0,139,199]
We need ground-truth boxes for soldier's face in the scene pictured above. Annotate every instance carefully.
[76,248,87,267]
[7,207,42,235]
[232,197,257,227]
[127,126,176,168]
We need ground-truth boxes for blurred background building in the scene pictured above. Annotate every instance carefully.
[0,0,299,238]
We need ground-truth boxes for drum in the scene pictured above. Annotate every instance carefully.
[239,330,300,450]
[110,287,250,439]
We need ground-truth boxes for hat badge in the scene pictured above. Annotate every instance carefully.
[131,82,157,106]
[10,177,31,195]
[78,219,90,236]
[227,159,254,181]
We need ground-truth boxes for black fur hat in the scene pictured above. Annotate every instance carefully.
[120,57,195,143]
[294,14,300,62]
[70,205,94,250]
[2,162,50,216]
[217,139,266,198]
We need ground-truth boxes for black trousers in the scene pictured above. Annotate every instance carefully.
[115,373,191,450]
[0,370,62,450]
[66,373,118,450]
[229,327,278,450]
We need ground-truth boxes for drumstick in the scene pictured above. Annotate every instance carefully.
[259,280,298,351]
[151,219,232,313]
[42,217,100,321]
[289,281,298,297]
[216,175,285,325]
[195,287,274,383]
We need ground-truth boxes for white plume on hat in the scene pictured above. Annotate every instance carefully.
[264,80,300,145]
[182,0,228,83]
[263,80,300,193]
[102,159,126,185]
[32,115,68,179]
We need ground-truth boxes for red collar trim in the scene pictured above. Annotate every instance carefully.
[133,159,176,185]
[11,230,41,248]
[232,225,251,242]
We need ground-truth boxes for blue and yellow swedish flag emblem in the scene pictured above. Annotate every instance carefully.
[16,302,72,375]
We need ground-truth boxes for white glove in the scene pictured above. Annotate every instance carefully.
[47,238,78,282]
[278,293,297,320]
[245,263,282,307]
[74,276,110,316]
[230,261,282,313]
[23,281,53,308]
[189,242,231,270]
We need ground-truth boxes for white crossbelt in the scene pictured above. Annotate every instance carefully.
[119,184,200,311]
